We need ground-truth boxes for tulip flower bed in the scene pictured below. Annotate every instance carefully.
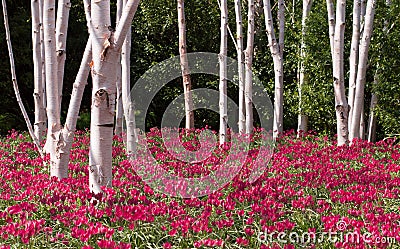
[0,129,400,249]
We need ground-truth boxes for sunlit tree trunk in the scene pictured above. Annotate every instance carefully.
[39,0,47,119]
[297,0,312,136]
[326,0,335,59]
[219,0,228,144]
[32,0,46,142]
[114,0,123,135]
[55,0,71,110]
[235,0,245,134]
[367,73,378,142]
[244,0,254,135]
[89,0,140,193]
[263,0,285,139]
[332,0,349,146]
[347,0,361,131]
[350,0,376,141]
[177,0,194,129]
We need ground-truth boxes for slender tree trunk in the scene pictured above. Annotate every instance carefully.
[89,0,140,194]
[347,0,361,131]
[367,73,378,142]
[349,0,376,141]
[263,0,284,139]
[2,0,43,156]
[114,0,123,135]
[359,104,365,139]
[244,0,255,135]
[39,0,47,119]
[219,0,228,144]
[297,0,312,136]
[177,0,194,129]
[32,0,46,142]
[55,0,71,110]
[235,0,245,134]
[326,0,335,59]
[332,0,349,146]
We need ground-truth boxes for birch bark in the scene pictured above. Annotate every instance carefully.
[326,0,335,59]
[235,0,245,134]
[219,0,228,144]
[114,0,123,135]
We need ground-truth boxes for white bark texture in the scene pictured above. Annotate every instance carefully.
[32,0,46,142]
[43,0,64,176]
[2,0,43,156]
[55,0,71,110]
[297,0,313,135]
[89,0,140,194]
[244,0,255,135]
[332,0,349,146]
[326,0,336,59]
[263,0,284,139]
[347,0,361,130]
[235,0,245,134]
[349,0,376,141]
[39,0,47,116]
[114,0,123,135]
[177,0,194,129]
[219,0,228,144]
[367,74,378,142]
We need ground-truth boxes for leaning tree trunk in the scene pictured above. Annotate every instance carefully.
[332,0,349,146]
[235,0,245,134]
[32,0,46,142]
[43,0,64,177]
[244,0,255,135]
[55,0,71,111]
[349,0,376,141]
[263,0,285,139]
[177,0,194,129]
[347,0,361,131]
[219,0,228,144]
[89,0,140,194]
[114,0,123,135]
[297,0,313,136]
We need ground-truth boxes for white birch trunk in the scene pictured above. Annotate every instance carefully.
[2,0,43,156]
[349,0,376,141]
[235,0,245,134]
[55,0,71,110]
[39,0,47,118]
[347,0,361,131]
[263,0,284,139]
[43,0,64,176]
[244,0,255,135]
[89,0,140,194]
[114,0,123,135]
[32,0,46,142]
[297,0,313,135]
[177,0,194,129]
[219,0,228,144]
[367,73,378,142]
[326,0,336,59]
[332,0,350,146]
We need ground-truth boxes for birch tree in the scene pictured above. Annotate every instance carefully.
[89,0,140,193]
[177,0,194,129]
[114,0,123,135]
[32,0,46,141]
[326,0,335,58]
[297,0,313,135]
[263,0,285,139]
[244,0,255,135]
[235,0,245,134]
[349,0,376,141]
[219,0,228,144]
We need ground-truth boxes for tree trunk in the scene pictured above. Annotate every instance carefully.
[32,0,46,142]
[235,0,245,134]
[177,0,194,129]
[219,0,228,144]
[39,0,47,120]
[89,0,140,194]
[347,0,361,131]
[332,0,349,146]
[367,74,378,142]
[2,0,43,156]
[114,0,123,135]
[297,0,312,136]
[326,0,335,59]
[263,0,284,139]
[55,0,71,110]
[349,0,376,141]
[244,0,255,135]
[43,0,64,176]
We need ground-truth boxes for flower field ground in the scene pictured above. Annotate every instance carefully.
[0,129,400,249]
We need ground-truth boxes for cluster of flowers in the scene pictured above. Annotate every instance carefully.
[0,129,399,248]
